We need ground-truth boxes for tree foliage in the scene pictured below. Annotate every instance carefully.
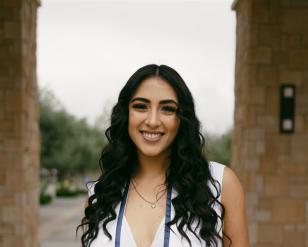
[204,129,232,166]
[39,88,106,178]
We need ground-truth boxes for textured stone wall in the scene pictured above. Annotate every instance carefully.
[232,0,308,246]
[0,0,40,246]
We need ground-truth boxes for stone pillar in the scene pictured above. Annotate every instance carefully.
[0,0,40,246]
[232,0,308,246]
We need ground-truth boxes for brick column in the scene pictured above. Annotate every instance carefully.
[232,0,308,246]
[0,0,40,246]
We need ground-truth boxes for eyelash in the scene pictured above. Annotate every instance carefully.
[162,106,177,113]
[132,104,177,113]
[132,104,147,110]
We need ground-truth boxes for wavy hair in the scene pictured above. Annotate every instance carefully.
[77,64,228,246]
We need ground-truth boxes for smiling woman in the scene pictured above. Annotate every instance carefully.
[77,64,249,247]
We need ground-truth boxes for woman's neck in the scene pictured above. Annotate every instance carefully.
[133,151,170,182]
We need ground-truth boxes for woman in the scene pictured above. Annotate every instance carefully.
[78,64,249,247]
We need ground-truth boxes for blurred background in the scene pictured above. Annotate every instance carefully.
[37,1,234,245]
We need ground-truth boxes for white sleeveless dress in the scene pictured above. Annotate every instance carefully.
[87,161,225,247]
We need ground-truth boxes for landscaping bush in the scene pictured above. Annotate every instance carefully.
[40,193,53,205]
[56,179,87,197]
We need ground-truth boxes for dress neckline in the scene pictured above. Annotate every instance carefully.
[123,215,165,247]
[121,182,173,247]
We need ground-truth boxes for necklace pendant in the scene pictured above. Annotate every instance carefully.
[151,204,156,209]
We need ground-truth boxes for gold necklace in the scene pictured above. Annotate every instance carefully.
[131,179,166,209]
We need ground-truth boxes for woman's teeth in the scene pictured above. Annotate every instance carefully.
[141,131,163,141]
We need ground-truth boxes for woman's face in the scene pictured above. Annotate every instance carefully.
[128,76,180,158]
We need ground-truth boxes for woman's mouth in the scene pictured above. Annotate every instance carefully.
[140,131,164,142]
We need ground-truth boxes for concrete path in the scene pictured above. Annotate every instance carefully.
[39,195,86,247]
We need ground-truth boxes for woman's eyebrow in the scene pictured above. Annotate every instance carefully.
[160,99,178,106]
[130,97,149,104]
[130,97,178,105]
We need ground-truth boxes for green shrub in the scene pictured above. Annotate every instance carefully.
[40,193,53,205]
[56,185,87,197]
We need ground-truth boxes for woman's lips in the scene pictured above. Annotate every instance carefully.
[140,131,164,142]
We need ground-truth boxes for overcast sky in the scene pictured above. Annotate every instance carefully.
[37,0,236,134]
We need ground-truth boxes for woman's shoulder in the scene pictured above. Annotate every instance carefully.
[208,161,225,172]
[219,166,250,246]
[221,165,245,205]
[208,161,244,200]
[208,161,225,184]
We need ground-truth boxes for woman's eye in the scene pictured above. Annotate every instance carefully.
[161,106,177,113]
[132,104,147,110]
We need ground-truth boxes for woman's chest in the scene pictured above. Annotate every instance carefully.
[90,221,211,247]
[89,187,222,247]
[124,190,167,246]
[89,210,211,247]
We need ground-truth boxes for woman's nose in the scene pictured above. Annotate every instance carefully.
[145,109,160,127]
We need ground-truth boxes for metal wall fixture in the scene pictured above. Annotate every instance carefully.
[280,84,296,134]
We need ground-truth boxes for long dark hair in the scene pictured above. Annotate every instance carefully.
[78,64,227,246]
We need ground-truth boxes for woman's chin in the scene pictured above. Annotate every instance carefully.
[137,148,166,158]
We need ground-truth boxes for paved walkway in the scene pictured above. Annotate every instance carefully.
[39,195,86,247]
